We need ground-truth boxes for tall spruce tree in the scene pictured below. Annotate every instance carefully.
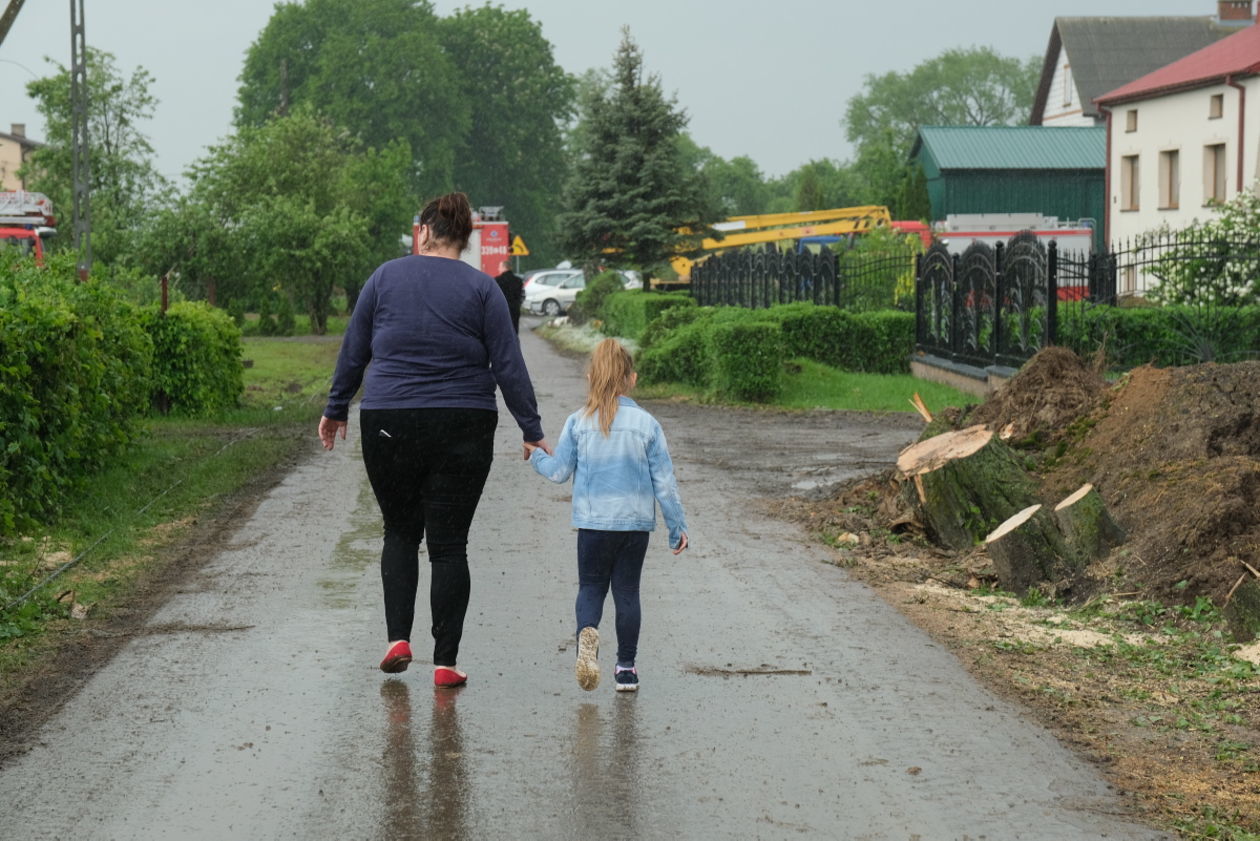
[558,29,714,274]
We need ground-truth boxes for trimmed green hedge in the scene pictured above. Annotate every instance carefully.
[601,290,695,339]
[635,302,914,394]
[710,321,784,401]
[141,301,245,415]
[0,256,154,532]
[1059,305,1260,368]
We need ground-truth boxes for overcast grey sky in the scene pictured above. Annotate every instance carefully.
[0,0,1228,183]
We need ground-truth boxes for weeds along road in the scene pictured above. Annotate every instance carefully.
[0,321,1172,841]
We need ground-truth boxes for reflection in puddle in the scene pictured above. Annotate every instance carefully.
[378,680,468,841]
[572,699,641,837]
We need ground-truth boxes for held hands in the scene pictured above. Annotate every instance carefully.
[672,533,689,555]
[523,439,552,461]
[319,416,347,451]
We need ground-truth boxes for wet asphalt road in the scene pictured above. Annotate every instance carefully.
[0,321,1172,841]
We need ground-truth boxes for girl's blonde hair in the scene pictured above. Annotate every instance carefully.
[583,339,635,436]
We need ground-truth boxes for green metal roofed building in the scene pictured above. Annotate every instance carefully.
[909,126,1106,250]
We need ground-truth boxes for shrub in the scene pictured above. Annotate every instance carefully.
[601,290,695,339]
[640,304,707,351]
[709,321,784,401]
[637,310,716,386]
[568,270,625,326]
[141,302,244,415]
[0,255,154,533]
[1059,304,1260,367]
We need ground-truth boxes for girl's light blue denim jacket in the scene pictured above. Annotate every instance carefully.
[530,397,687,548]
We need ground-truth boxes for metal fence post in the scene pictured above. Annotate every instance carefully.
[950,253,962,360]
[993,241,1005,361]
[1047,240,1059,346]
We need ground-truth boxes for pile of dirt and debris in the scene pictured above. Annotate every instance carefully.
[1047,360,1260,604]
[966,346,1105,445]
[811,348,1260,611]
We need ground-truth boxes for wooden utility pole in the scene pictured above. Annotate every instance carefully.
[70,0,92,280]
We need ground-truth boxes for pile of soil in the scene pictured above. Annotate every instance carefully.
[838,348,1260,605]
[967,346,1105,445]
[1048,361,1260,602]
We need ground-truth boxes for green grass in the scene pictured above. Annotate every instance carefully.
[778,358,973,414]
[0,335,343,676]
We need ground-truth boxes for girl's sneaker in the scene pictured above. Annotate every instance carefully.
[576,627,600,691]
[614,666,639,692]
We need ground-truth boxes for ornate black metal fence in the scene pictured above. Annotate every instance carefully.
[691,246,915,311]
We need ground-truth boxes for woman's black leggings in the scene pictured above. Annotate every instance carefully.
[359,407,497,667]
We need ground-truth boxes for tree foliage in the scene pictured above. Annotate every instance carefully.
[155,108,409,333]
[236,0,574,261]
[1146,187,1260,307]
[21,48,169,266]
[558,30,715,273]
[236,0,464,198]
[438,6,574,263]
[844,47,1040,156]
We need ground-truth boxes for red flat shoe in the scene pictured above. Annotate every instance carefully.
[380,641,412,673]
[434,666,467,687]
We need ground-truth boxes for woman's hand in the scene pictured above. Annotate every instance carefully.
[319,416,347,451]
[672,533,689,555]
[523,439,552,460]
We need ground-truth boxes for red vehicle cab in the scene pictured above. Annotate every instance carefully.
[0,191,57,266]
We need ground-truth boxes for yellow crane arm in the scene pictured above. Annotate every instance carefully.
[714,206,890,233]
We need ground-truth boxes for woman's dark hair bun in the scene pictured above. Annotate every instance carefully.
[419,192,474,252]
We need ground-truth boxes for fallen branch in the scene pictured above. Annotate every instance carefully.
[1225,574,1249,606]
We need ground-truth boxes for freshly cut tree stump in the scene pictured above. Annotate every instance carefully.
[1052,483,1125,565]
[984,504,1072,594]
[897,425,1037,550]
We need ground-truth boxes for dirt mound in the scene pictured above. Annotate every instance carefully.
[968,347,1104,444]
[1050,361,1260,601]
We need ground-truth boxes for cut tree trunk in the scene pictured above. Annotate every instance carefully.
[984,504,1073,594]
[897,425,1037,551]
[1052,483,1125,565]
[1224,576,1260,643]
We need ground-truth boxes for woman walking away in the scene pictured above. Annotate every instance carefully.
[527,339,688,692]
[319,192,550,689]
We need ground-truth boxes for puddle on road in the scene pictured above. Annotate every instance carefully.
[318,458,392,608]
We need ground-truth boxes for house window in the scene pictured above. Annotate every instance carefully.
[1061,64,1073,106]
[1204,143,1228,203]
[1121,265,1137,296]
[1125,110,1138,132]
[1210,93,1224,119]
[1159,150,1180,209]
[1121,155,1140,211]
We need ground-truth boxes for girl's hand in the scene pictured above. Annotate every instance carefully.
[319,416,347,451]
[672,533,688,555]
[523,439,552,461]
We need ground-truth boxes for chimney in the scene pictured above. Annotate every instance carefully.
[10,123,24,138]
[1218,0,1254,23]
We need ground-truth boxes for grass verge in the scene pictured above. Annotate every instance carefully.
[0,336,341,695]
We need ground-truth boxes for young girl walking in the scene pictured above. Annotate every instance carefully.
[527,339,688,692]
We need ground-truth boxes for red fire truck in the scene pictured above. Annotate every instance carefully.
[411,205,509,275]
[0,191,57,265]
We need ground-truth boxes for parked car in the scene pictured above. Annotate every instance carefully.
[525,271,586,316]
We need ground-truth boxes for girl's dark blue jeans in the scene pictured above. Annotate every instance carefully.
[576,528,649,668]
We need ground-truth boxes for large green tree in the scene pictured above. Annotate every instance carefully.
[235,0,466,198]
[438,6,574,263]
[844,46,1040,156]
[167,107,410,332]
[22,48,169,266]
[558,30,715,273]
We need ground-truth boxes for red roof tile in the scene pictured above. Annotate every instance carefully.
[1095,22,1260,103]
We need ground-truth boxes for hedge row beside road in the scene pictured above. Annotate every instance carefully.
[613,295,915,401]
[0,257,243,534]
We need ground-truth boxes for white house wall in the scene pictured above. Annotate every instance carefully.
[1041,45,1097,127]
[1108,76,1260,246]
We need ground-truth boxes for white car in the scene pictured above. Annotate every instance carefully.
[525,271,586,316]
